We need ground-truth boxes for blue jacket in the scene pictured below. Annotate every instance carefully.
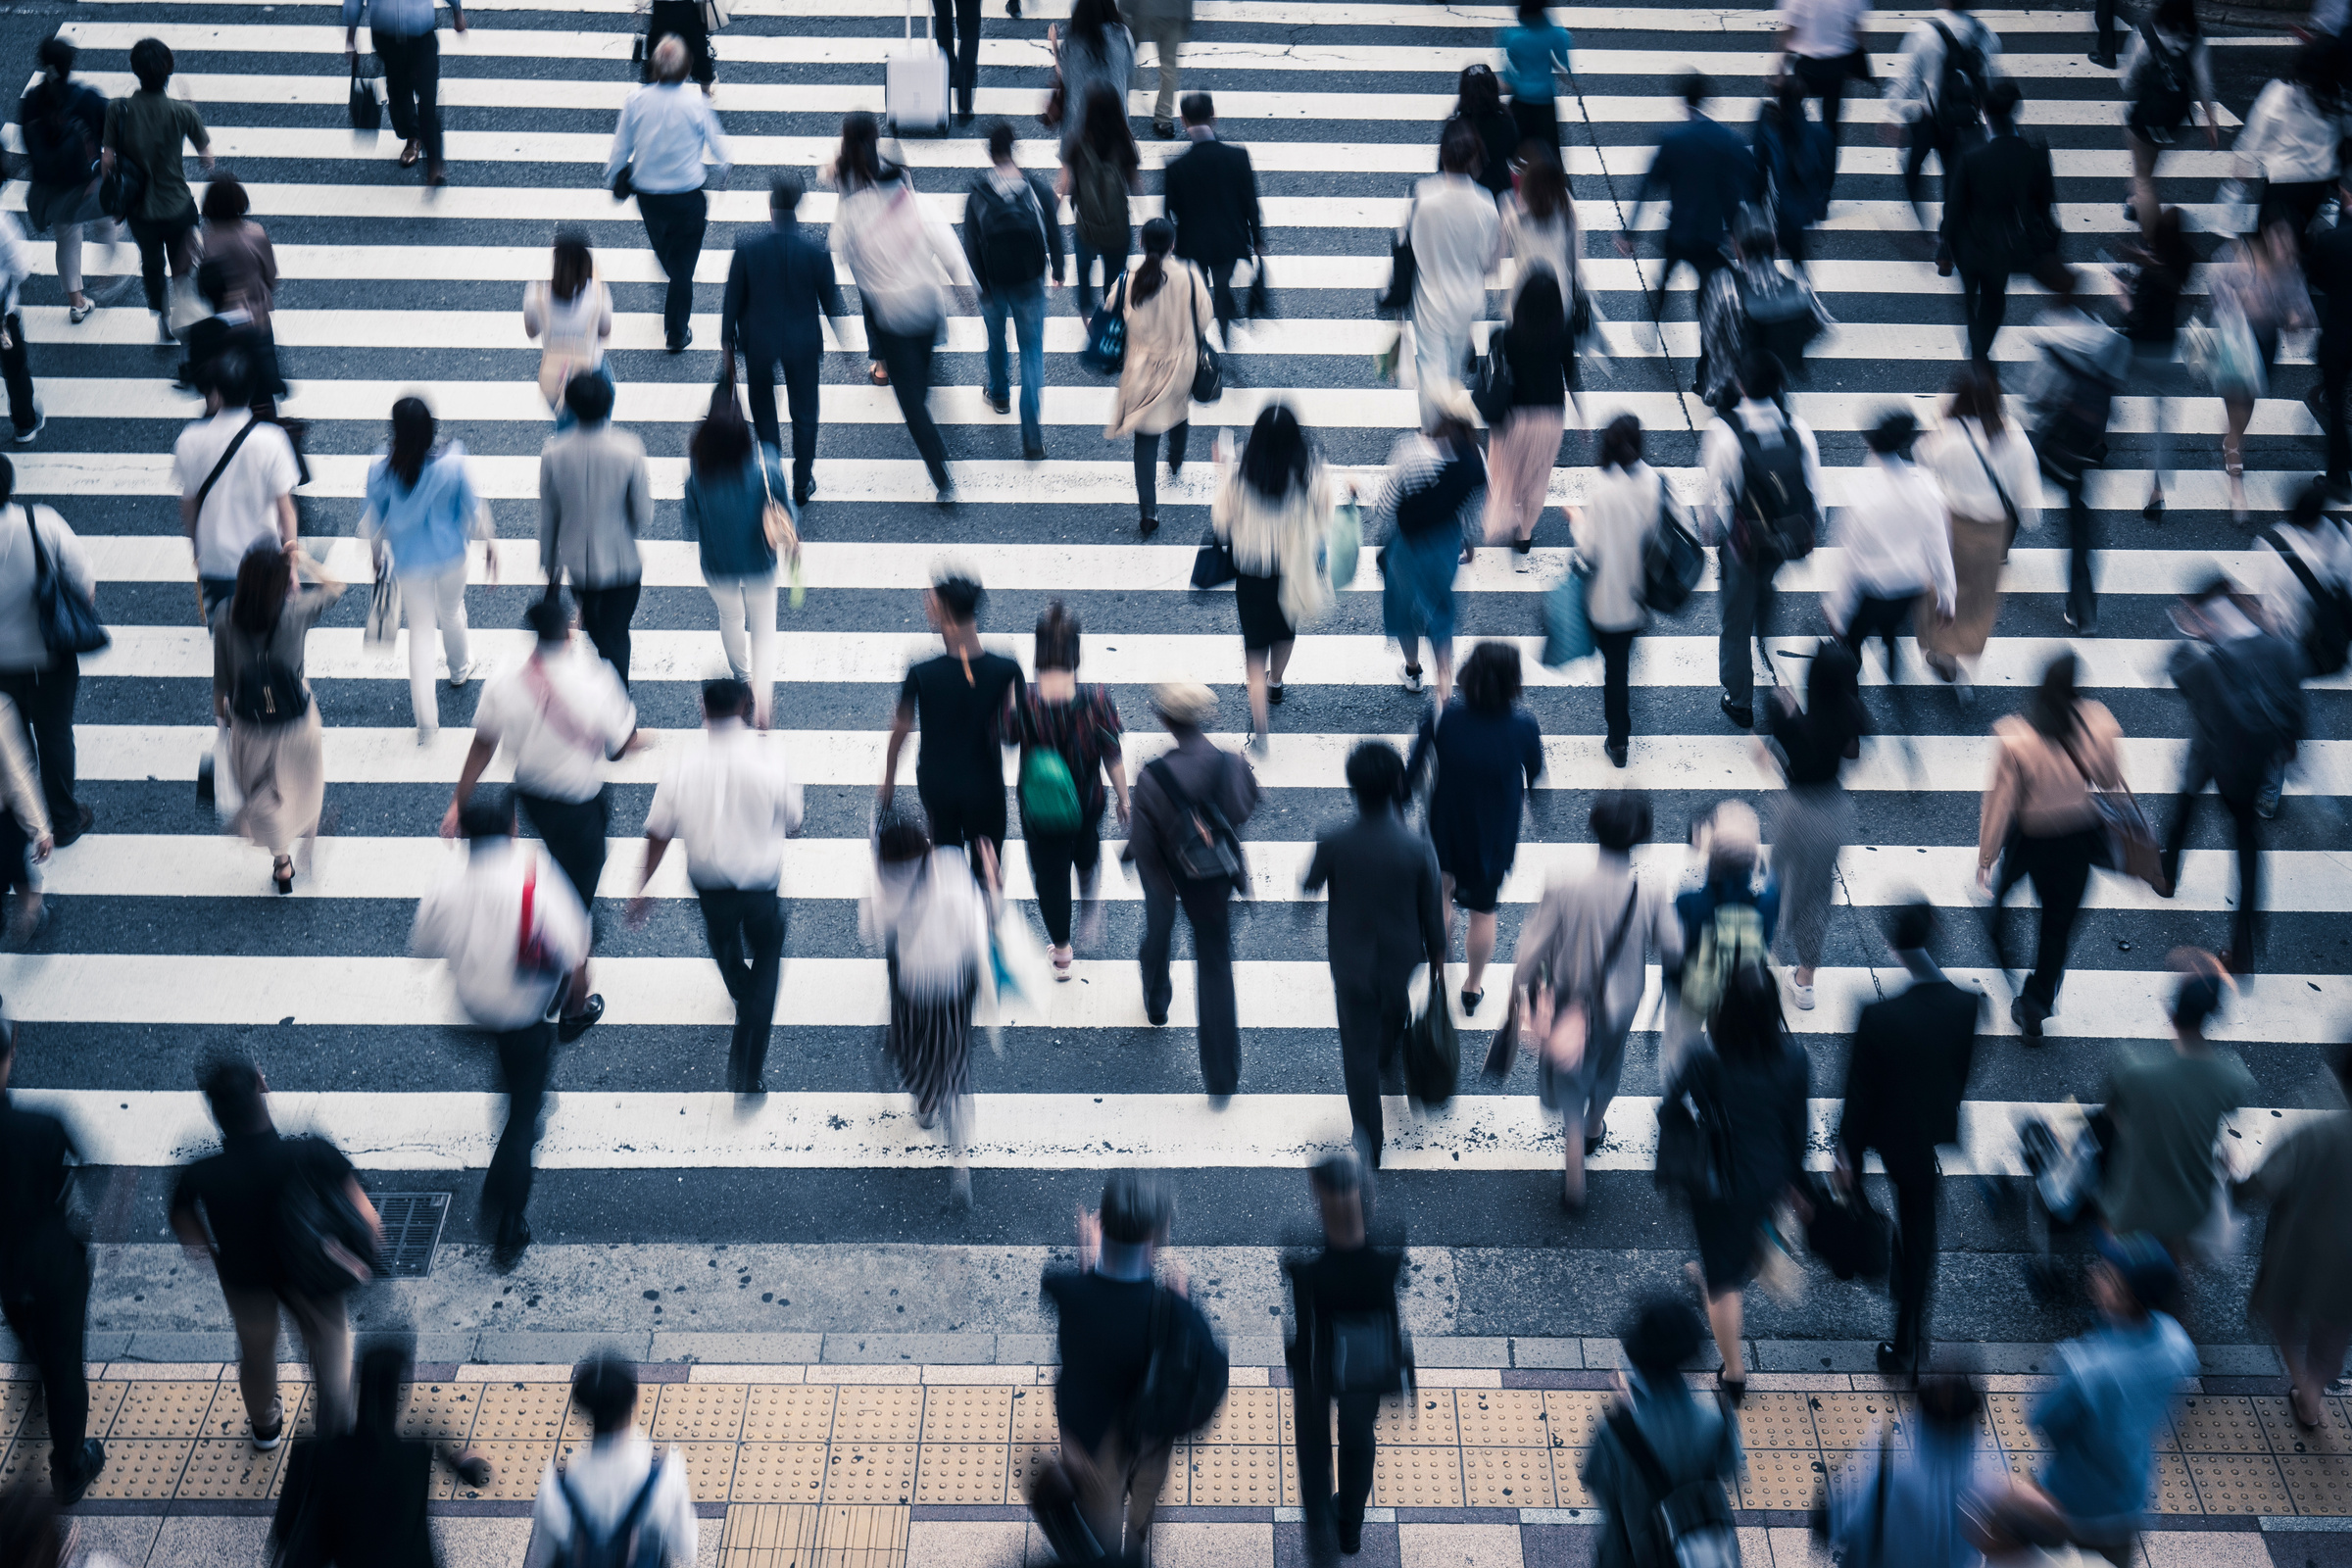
[1581,1377,1741,1568]
[2034,1313,2198,1531]
[1636,114,1755,255]
[720,216,846,359]
[366,446,478,576]
[1754,107,1835,230]
[683,445,790,581]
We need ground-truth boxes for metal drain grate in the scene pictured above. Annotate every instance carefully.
[370,1193,451,1278]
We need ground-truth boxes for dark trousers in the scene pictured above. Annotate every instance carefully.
[870,322,951,490]
[2324,344,2352,484]
[1959,269,2011,364]
[1844,591,1913,676]
[1507,96,1558,151]
[1135,422,1191,521]
[919,783,1008,867]
[745,338,822,490]
[0,313,33,434]
[0,660,81,827]
[483,1020,553,1245]
[1028,822,1102,947]
[700,885,786,1090]
[1869,1148,1938,1354]
[1595,627,1636,748]
[1990,825,2100,1015]
[1790,52,1854,141]
[516,787,610,930]
[932,0,983,116]
[1652,240,1727,365]
[1293,1382,1380,1529]
[1334,971,1409,1164]
[637,188,709,348]
[1717,547,1778,710]
[1141,873,1238,1095]
[128,211,196,316]
[2162,754,2264,972]
[2061,472,2096,628]
[644,0,716,85]
[0,1231,91,1471]
[376,29,444,163]
[2094,0,2123,56]
[573,578,642,686]
[1902,117,1977,214]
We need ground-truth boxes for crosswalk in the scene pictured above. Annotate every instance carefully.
[6,0,2342,1369]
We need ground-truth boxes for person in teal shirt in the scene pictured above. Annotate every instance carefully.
[1497,0,1574,151]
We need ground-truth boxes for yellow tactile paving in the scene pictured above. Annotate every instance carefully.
[1375,1388,1458,1446]
[398,1381,481,1443]
[718,1501,823,1568]
[1008,1441,1058,1503]
[913,1441,1009,1504]
[2186,1453,2294,1515]
[672,1440,745,1504]
[655,1383,749,1444]
[81,1439,191,1500]
[103,1382,219,1441]
[1460,1445,1553,1507]
[1197,1386,1288,1446]
[0,1439,52,1493]
[1549,1445,1594,1507]
[175,1439,285,1500]
[2253,1395,2352,1457]
[918,1386,1011,1446]
[731,1443,833,1503]
[1808,1392,1910,1451]
[1155,1445,1190,1505]
[831,1388,924,1446]
[19,1380,124,1440]
[2278,1453,2352,1517]
[823,1441,916,1504]
[1734,1392,1817,1449]
[2174,1396,2271,1456]
[1456,1390,1550,1447]
[2152,1452,2202,1514]
[814,1503,910,1568]
[1544,1390,1610,1451]
[1007,1386,1056,1446]
[1190,1443,1286,1505]
[1735,1446,1824,1511]
[743,1384,837,1444]
[1985,1394,2048,1453]
[197,1383,307,1444]
[439,1440,557,1501]
[472,1383,574,1443]
[1371,1442,1462,1506]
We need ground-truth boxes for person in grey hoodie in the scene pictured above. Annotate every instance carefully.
[1582,1296,1740,1568]
[538,370,652,686]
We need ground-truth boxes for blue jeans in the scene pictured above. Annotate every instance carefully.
[982,277,1048,448]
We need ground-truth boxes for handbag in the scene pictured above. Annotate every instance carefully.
[611,164,633,203]
[700,0,734,28]
[1804,1176,1892,1281]
[1079,273,1128,375]
[1607,1407,1741,1568]
[1375,204,1418,315]
[1246,258,1272,320]
[1470,325,1516,426]
[2053,727,2165,891]
[22,508,109,657]
[1401,993,1458,1106]
[1540,557,1596,667]
[1190,528,1237,590]
[348,59,382,132]
[1641,488,1705,615]
[363,562,401,649]
[1041,78,1066,130]
[1326,501,1361,590]
[1144,758,1246,885]
[1187,266,1222,404]
[1320,1310,1408,1397]
[98,152,147,223]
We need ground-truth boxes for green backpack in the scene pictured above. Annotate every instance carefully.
[1680,900,1771,1021]
[1019,746,1083,836]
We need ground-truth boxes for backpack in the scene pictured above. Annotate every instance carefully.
[1018,745,1084,836]
[272,1139,379,1299]
[1729,415,1816,564]
[2127,20,2194,136]
[21,84,95,189]
[1739,266,1823,380]
[1928,19,1989,132]
[1071,145,1132,244]
[2272,531,2352,677]
[2030,348,2116,484]
[1144,758,1247,886]
[1605,1407,1742,1568]
[972,177,1050,286]
[1321,1310,1409,1397]
[1127,1285,1230,1444]
[1654,1053,1737,1204]
[558,1456,667,1568]
[1678,901,1770,1023]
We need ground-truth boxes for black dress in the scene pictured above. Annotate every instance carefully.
[271,1434,437,1568]
[1405,703,1544,911]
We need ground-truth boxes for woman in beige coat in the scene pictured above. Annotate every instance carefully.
[1106,218,1213,535]
[2231,1045,2352,1432]
[1917,367,2038,703]
[212,544,343,893]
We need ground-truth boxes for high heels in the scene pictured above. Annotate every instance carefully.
[271,857,294,895]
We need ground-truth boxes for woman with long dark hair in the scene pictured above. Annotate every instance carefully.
[1373,413,1486,706]
[1760,640,1866,1011]
[1571,414,1661,766]
[1210,403,1333,745]
[362,396,488,741]
[1501,147,1577,314]
[1919,366,2038,697]
[1059,83,1142,317]
[864,802,990,1207]
[1049,0,1135,154]
[522,230,613,425]
[1003,602,1128,976]
[1978,654,2130,1042]
[1443,64,1520,195]
[212,543,342,893]
[1106,218,1212,534]
[1482,269,1576,567]
[2120,207,2195,523]
[683,393,790,726]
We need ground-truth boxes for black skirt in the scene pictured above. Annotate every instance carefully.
[1234,570,1294,652]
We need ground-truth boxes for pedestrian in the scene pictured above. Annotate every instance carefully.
[1162,93,1265,339]
[0,1021,104,1504]
[1126,0,1190,137]
[344,0,461,185]
[1496,0,1574,153]
[0,696,47,946]
[1303,740,1446,1165]
[1373,414,1485,705]
[1694,204,1827,410]
[1406,643,1541,1016]
[964,120,1065,462]
[270,1344,494,1568]
[1825,1378,1988,1564]
[2120,209,2194,522]
[1406,122,1501,425]
[721,177,842,508]
[523,233,614,430]
[1570,417,1663,765]
[2028,273,2130,622]
[170,1054,378,1442]
[100,37,212,343]
[196,173,277,333]
[681,394,786,726]
[1666,799,1779,1084]
[0,470,93,846]
[640,0,716,91]
[537,370,651,684]
[526,1354,697,1568]
[1757,639,1865,1010]
[363,397,488,743]
[864,802,989,1206]
[2260,481,2352,698]
[1284,1153,1405,1558]
[1939,80,2056,362]
[1977,653,2128,1043]
[828,114,965,503]
[2232,44,2344,255]
[1700,351,1821,728]
[1511,791,1682,1208]
[1104,218,1211,536]
[19,37,117,327]
[1039,1173,1185,1560]
[1483,270,1577,565]
[2099,960,2257,1258]
[1917,367,2035,699]
[1831,410,1954,684]
[1582,1296,1740,1567]
[2208,220,2311,522]
[178,258,290,432]
[1883,0,1996,224]
[1444,64,1520,197]
[212,545,340,894]
[880,573,1025,864]
[605,36,729,354]
[1003,602,1129,976]
[1751,78,1835,267]
[1500,146,1578,317]
[1060,87,1141,318]
[1776,0,1871,144]
[2158,581,2305,972]
[1619,74,1751,335]
[411,791,590,1269]
[443,594,638,1043]
[2230,1043,2352,1434]
[1210,404,1333,746]
[2120,0,2217,244]
[1048,0,1134,157]
[1127,681,1257,1095]
[1671,962,1808,1402]
[1836,903,1980,1374]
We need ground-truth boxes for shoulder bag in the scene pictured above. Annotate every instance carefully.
[272,1138,379,1298]
[1641,481,1706,615]
[1126,1284,1230,1445]
[1187,265,1222,404]
[1079,273,1129,375]
[1190,526,1237,589]
[1375,200,1418,315]
[1401,995,1458,1105]
[1144,756,1245,884]
[191,416,260,533]
[1605,1405,1740,1568]
[98,150,146,223]
[363,558,401,649]
[1547,878,1642,1074]
[22,508,109,656]
[348,57,383,132]
[2053,723,2165,891]
[1961,421,2023,544]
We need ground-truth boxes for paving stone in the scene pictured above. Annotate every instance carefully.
[820,1333,995,1364]
[649,1333,826,1364]
[1511,1339,1582,1370]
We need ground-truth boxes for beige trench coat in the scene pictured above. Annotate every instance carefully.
[1104,260,1213,440]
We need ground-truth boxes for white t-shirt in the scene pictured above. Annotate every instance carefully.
[526,1436,698,1568]
[173,412,300,580]
[643,718,805,891]
[471,639,638,804]
[1778,0,1869,59]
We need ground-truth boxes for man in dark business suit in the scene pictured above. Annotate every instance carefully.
[1301,741,1447,1169]
[1617,72,1753,339]
[720,174,845,508]
[1162,92,1264,338]
[1836,901,1981,1376]
[1938,80,2056,363]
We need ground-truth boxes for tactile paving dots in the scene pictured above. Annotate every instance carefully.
[201,1384,307,1444]
[21,1383,123,1441]
[175,1440,283,1500]
[742,1386,837,1444]
[1460,1446,1553,1507]
[2278,1454,2352,1516]
[1189,1444,1284,1506]
[823,1441,916,1503]
[1375,1390,1457,1446]
[1008,1387,1057,1445]
[832,1388,924,1445]
[472,1384,572,1443]
[1372,1444,1462,1507]
[2253,1396,2352,1457]
[398,1382,480,1443]
[654,1384,748,1443]
[1197,1388,1286,1446]
[558,1387,656,1442]
[1984,1395,2047,1453]
[440,1441,556,1501]
[2175,1396,2271,1456]
[2185,1454,2292,1514]
[2150,1452,2200,1514]
[1735,1393,1816,1449]
[0,1385,33,1443]
[913,1442,1008,1504]
[666,1441,742,1503]
[1808,1393,1910,1451]
[1544,1391,1610,1451]
[1009,1443,1059,1502]
[1456,1390,1549,1447]
[729,1443,831,1502]
[105,1382,220,1441]
[1549,1446,1594,1507]
[919,1386,1012,1446]
[1736,1448,1823,1511]
[83,1440,191,1500]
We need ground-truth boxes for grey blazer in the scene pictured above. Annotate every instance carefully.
[538,421,652,588]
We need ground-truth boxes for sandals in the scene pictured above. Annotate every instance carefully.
[1459,988,1483,1015]
[868,363,891,387]
[271,857,295,895]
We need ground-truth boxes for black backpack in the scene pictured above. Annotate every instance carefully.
[2031,349,2116,484]
[21,84,95,189]
[1929,19,1989,132]
[272,1139,379,1299]
[558,1457,667,1568]
[1653,1052,1737,1204]
[972,177,1050,286]
[2273,533,2352,677]
[2127,20,2194,136]
[1739,268,1823,380]
[1127,1285,1230,1445]
[1729,414,1816,563]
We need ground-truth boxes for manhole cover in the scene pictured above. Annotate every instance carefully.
[371,1193,451,1279]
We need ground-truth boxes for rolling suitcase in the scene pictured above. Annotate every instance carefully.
[885,0,951,136]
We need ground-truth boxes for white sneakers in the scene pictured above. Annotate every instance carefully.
[1790,980,1816,1011]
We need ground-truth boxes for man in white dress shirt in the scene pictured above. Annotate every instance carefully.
[628,678,804,1095]
[526,1353,698,1568]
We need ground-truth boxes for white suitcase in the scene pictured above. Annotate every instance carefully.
[886,0,951,136]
